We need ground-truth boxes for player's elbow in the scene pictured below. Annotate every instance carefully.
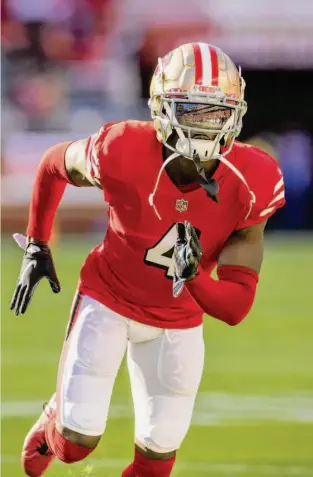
[204,298,254,326]
[216,305,252,326]
[224,313,246,326]
[219,283,257,326]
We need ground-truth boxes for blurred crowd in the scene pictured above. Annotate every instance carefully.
[2,0,124,132]
[2,0,213,131]
[1,0,313,229]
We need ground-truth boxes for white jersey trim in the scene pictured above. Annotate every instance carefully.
[268,190,285,207]
[199,43,212,85]
[259,206,276,217]
[273,176,284,194]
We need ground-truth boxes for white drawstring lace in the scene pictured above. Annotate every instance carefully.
[217,153,256,219]
[148,152,179,220]
[148,149,255,221]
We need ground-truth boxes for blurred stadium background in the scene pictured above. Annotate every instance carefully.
[1,1,313,476]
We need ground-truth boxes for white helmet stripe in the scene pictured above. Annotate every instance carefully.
[199,42,212,85]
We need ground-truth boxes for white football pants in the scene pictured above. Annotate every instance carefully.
[56,294,205,453]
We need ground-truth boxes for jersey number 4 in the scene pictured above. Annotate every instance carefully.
[144,223,200,279]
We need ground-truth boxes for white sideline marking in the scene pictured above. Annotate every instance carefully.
[0,401,132,419]
[2,393,313,424]
[195,392,313,425]
[1,455,313,475]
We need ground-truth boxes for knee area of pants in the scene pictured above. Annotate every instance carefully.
[141,425,183,454]
[138,446,176,460]
[141,437,178,455]
[62,399,107,436]
[159,379,195,396]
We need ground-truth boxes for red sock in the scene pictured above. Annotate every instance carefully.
[45,416,95,463]
[122,448,176,477]
[122,462,134,477]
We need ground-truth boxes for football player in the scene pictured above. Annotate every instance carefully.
[11,43,285,477]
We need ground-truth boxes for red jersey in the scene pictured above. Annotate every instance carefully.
[78,120,285,329]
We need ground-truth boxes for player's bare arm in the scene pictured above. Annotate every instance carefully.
[218,220,267,274]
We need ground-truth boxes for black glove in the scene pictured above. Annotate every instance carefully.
[10,239,61,316]
[173,221,202,298]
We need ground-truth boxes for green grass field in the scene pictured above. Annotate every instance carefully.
[1,234,313,477]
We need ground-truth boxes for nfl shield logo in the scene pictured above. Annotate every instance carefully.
[176,198,188,213]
